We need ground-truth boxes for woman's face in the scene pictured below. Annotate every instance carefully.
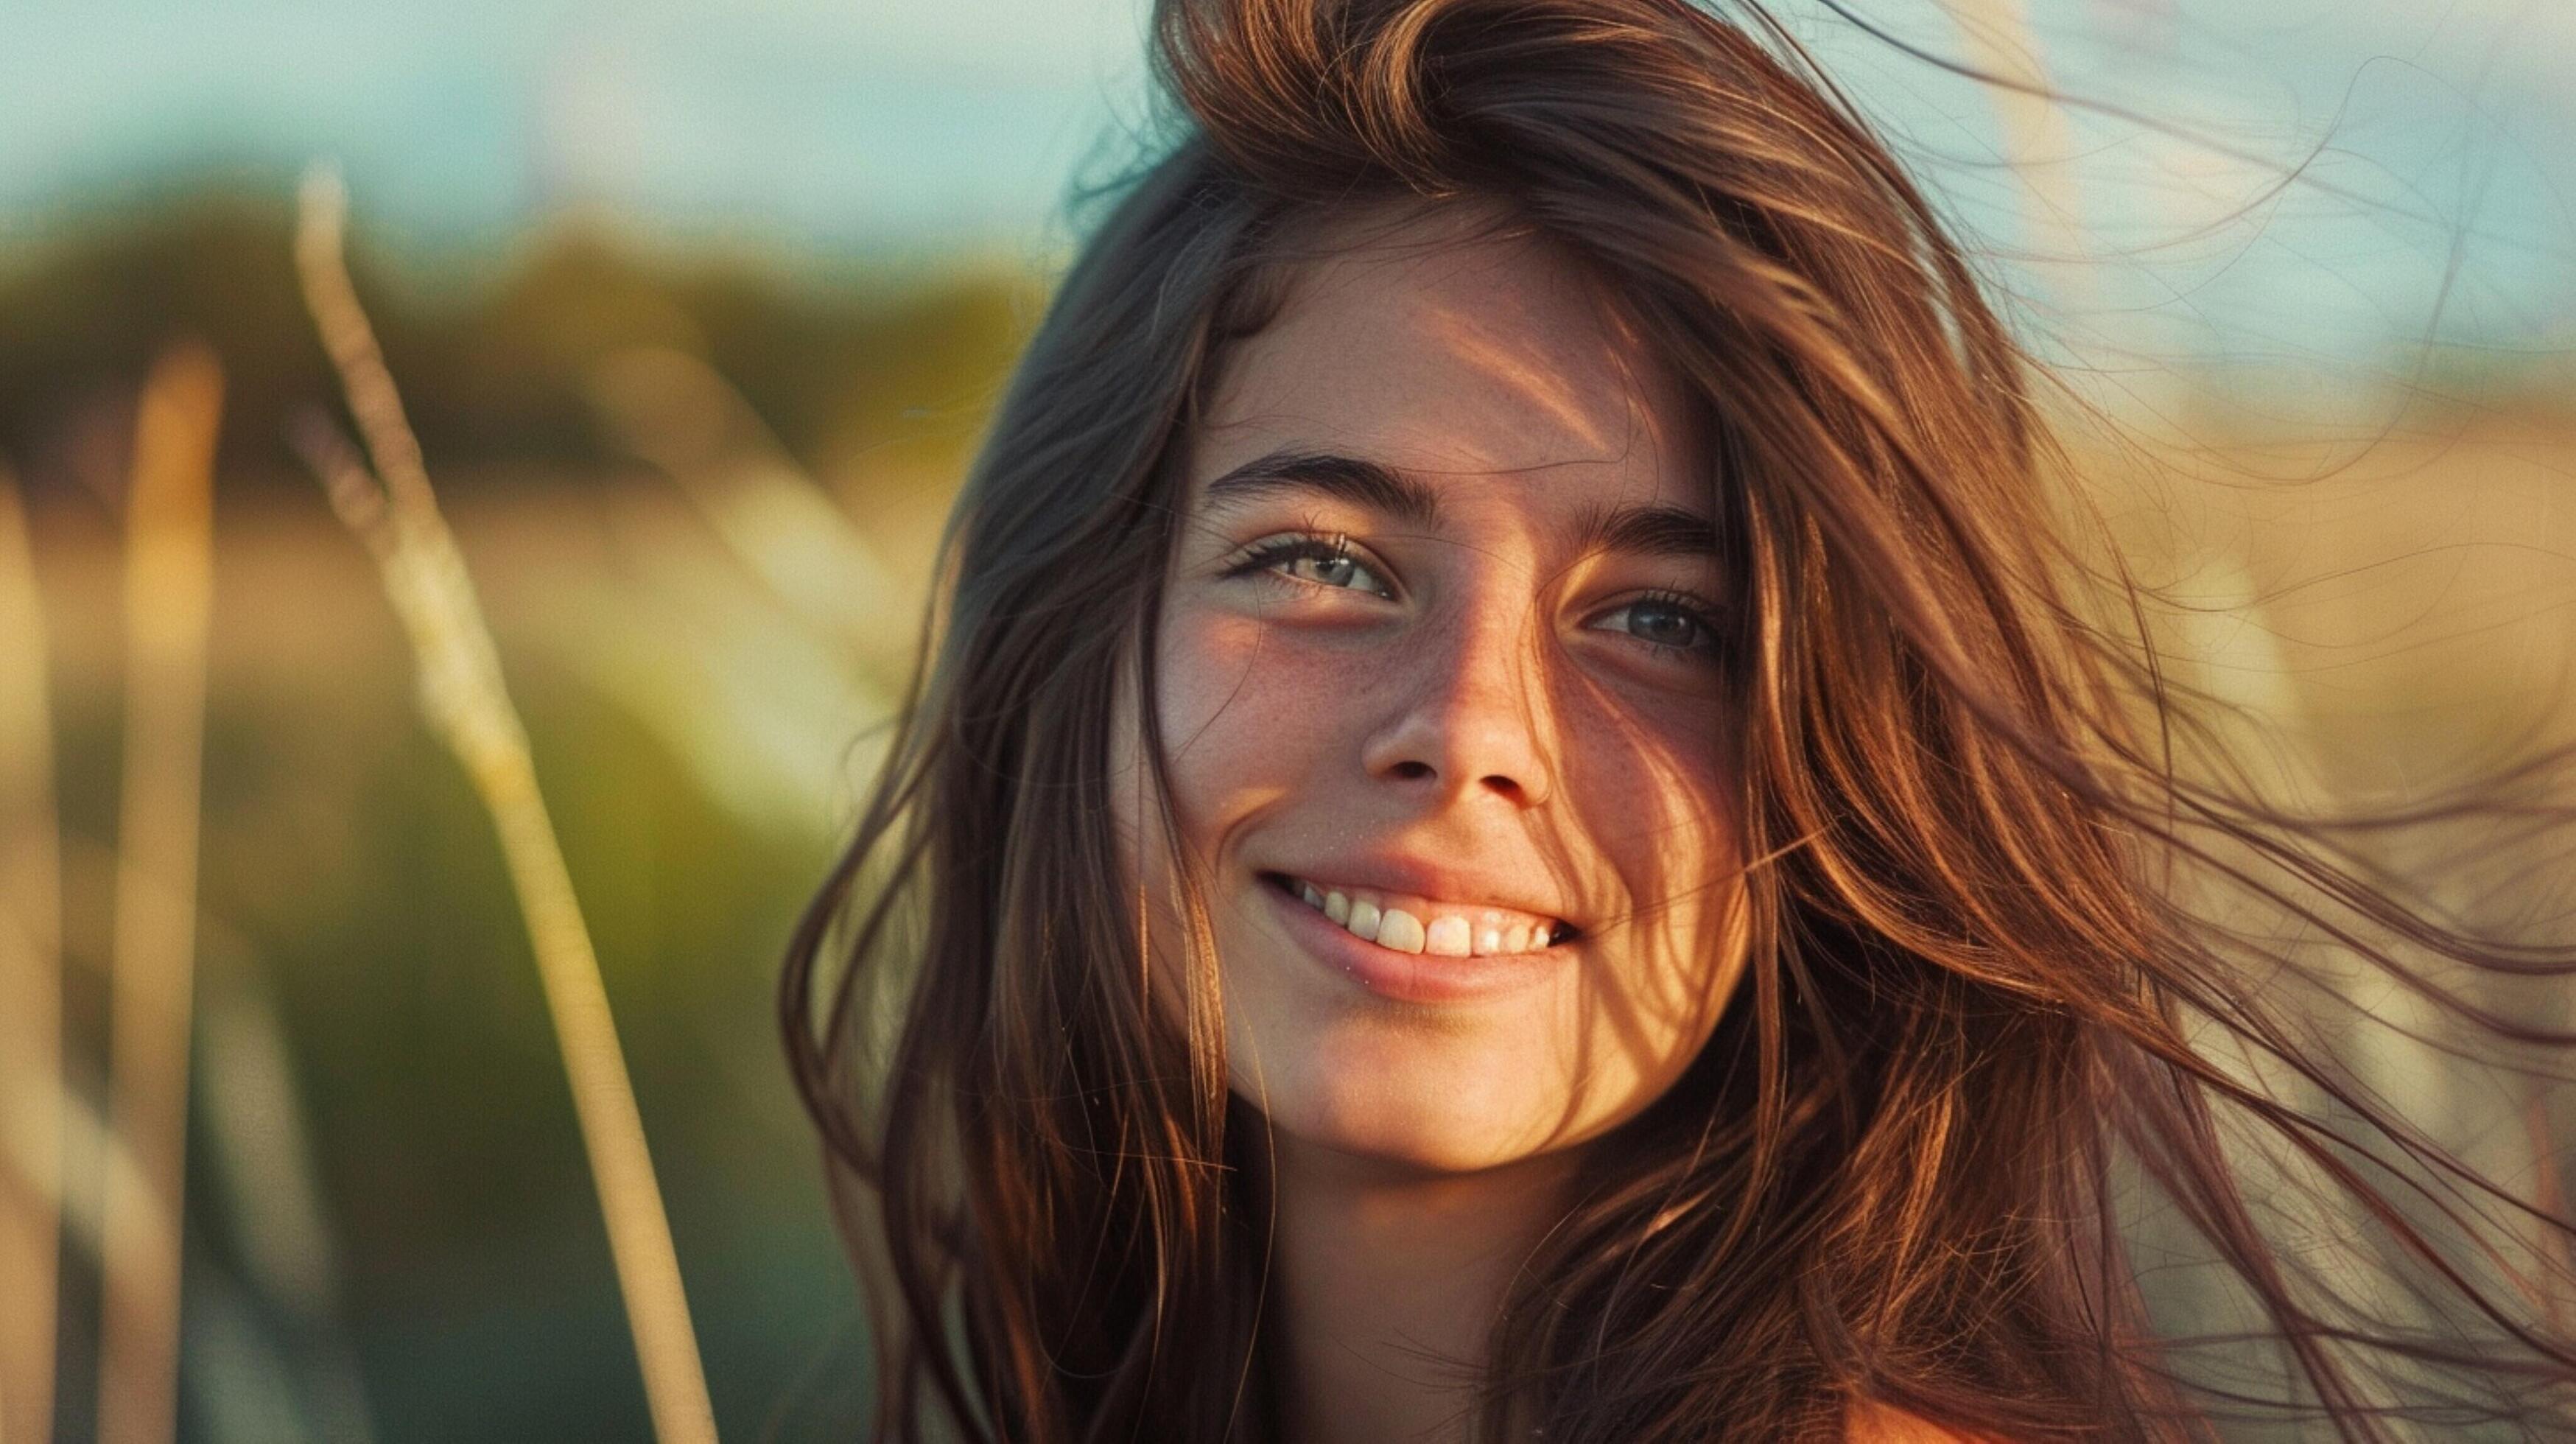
[1117,210,1749,1174]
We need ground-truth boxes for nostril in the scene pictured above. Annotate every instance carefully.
[1391,760,1435,781]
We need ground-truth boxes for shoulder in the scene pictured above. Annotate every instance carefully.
[1845,1401,1999,1444]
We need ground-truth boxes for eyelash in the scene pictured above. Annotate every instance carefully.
[1610,588,1728,662]
[1220,530,1727,665]
[1220,532,1394,597]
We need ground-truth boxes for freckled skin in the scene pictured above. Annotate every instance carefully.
[1115,208,1749,1176]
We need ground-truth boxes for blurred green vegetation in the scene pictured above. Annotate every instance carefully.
[4,187,1058,1440]
[35,542,886,1438]
[0,188,1045,499]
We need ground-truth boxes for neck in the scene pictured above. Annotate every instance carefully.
[1257,1135,1576,1444]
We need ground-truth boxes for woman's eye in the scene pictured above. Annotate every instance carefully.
[1228,537,1396,598]
[1593,596,1720,658]
[1282,551,1371,589]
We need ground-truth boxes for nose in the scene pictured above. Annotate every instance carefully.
[1358,600,1554,808]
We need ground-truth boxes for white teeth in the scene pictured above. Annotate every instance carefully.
[1286,877,1562,957]
[1377,908,1427,953]
[1346,899,1383,942]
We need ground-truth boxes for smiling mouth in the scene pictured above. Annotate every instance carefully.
[1258,872,1576,957]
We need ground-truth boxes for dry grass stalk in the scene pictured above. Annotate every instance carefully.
[0,463,64,1444]
[289,166,717,1444]
[96,341,223,1444]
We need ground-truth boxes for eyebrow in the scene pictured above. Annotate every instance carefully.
[1201,447,1719,559]
[1201,449,1442,527]
[1568,497,1722,561]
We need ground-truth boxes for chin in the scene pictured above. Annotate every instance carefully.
[1233,1019,1590,1176]
[1262,1096,1553,1177]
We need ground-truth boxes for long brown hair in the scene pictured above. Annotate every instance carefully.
[785,0,2576,1437]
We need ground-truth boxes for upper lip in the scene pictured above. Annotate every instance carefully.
[1260,852,1575,926]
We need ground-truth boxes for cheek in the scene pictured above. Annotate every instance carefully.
[1554,673,1734,886]
[1555,687,1743,1045]
[1148,608,1348,852]
[1115,607,1347,1016]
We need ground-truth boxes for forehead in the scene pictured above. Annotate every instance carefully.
[1187,208,1702,518]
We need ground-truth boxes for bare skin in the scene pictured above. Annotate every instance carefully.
[1246,1132,1567,1443]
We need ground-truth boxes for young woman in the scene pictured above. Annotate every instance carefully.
[787,0,2576,1437]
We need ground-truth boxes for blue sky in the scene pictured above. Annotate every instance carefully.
[0,0,2567,362]
[0,0,1150,263]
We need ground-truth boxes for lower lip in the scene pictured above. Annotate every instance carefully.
[1261,879,1573,1004]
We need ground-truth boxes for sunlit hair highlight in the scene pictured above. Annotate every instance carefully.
[784,0,2576,1438]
